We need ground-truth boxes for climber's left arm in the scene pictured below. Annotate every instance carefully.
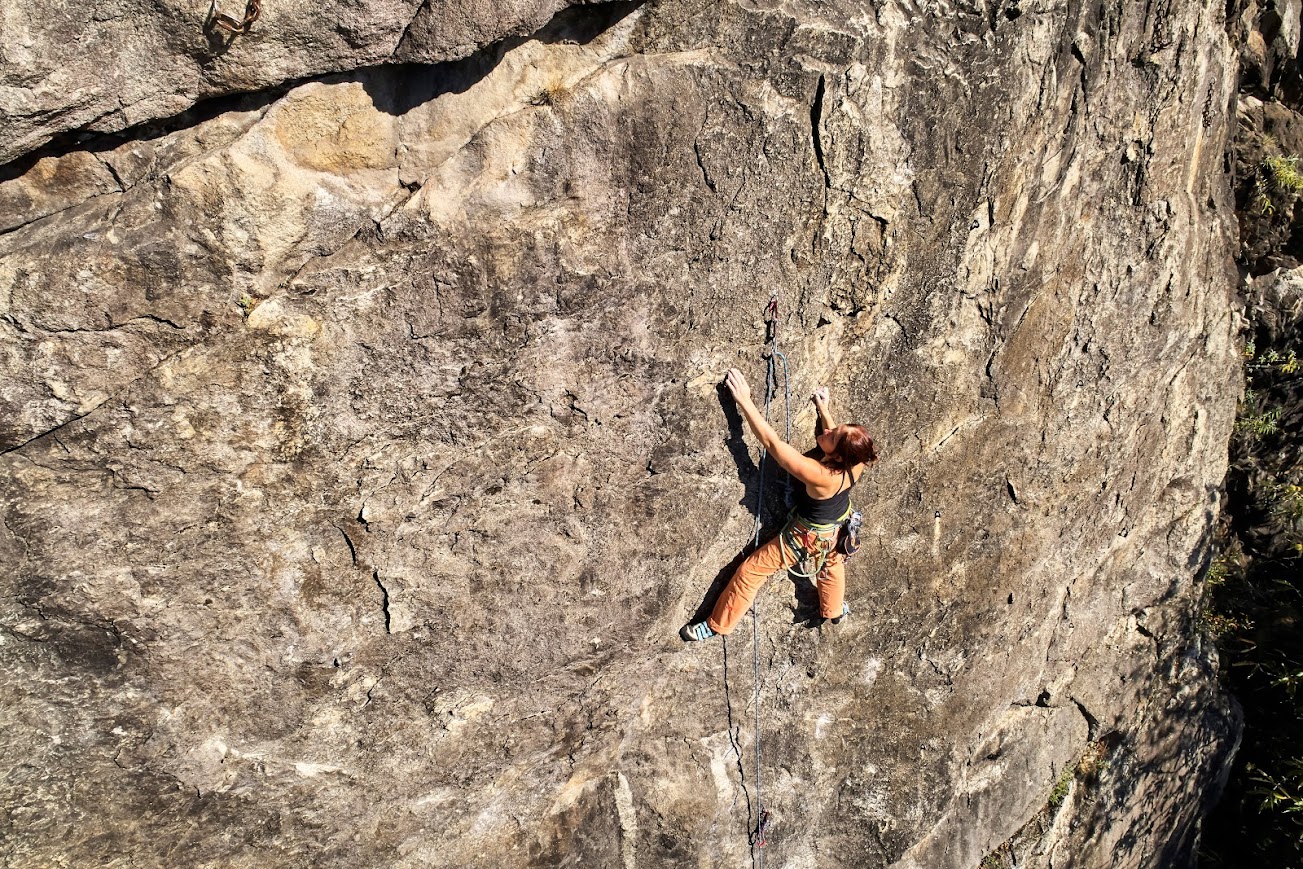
[812,387,835,434]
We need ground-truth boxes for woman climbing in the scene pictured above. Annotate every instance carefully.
[681,369,877,642]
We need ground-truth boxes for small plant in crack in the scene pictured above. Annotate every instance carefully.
[1075,738,1113,781]
[1249,347,1301,376]
[1254,155,1303,215]
[237,292,263,316]
[1048,766,1074,810]
[1265,482,1303,527]
[1200,556,1254,639]
[1247,760,1303,837]
[528,83,566,107]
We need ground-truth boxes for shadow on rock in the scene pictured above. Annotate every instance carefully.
[686,384,815,628]
[363,1,645,117]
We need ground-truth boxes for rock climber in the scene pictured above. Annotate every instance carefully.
[681,369,877,641]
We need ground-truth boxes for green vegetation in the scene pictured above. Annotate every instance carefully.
[1197,604,1249,642]
[1248,761,1303,828]
[1233,390,1282,439]
[1266,155,1303,193]
[1253,154,1303,215]
[1235,347,1299,440]
[1266,482,1303,528]
[977,739,1117,869]
[1246,343,1301,378]
[1200,317,1303,866]
[1047,766,1073,810]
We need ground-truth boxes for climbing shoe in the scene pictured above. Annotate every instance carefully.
[680,622,717,642]
[831,602,850,625]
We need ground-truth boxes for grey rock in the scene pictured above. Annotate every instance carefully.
[0,0,1243,867]
[1247,266,1303,346]
[0,0,593,167]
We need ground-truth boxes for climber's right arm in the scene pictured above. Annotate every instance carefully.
[725,369,827,486]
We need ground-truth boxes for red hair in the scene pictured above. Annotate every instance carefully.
[821,424,877,473]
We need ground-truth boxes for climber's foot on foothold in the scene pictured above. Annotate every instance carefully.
[680,622,717,642]
[831,602,850,625]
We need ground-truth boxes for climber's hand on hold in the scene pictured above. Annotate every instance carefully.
[812,385,835,431]
[724,368,752,405]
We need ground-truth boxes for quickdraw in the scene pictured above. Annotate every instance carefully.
[751,808,772,848]
[208,0,262,34]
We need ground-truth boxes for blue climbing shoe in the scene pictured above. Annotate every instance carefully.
[680,622,717,642]
[831,602,850,625]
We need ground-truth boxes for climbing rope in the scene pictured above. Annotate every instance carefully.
[744,293,792,863]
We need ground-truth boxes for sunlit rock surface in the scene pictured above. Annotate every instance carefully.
[0,0,599,165]
[1,1,1242,866]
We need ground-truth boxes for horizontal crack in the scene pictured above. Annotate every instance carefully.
[0,84,303,184]
[0,188,126,240]
[1,0,645,180]
[33,314,188,335]
[0,327,213,457]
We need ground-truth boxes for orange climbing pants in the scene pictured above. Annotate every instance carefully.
[706,528,846,635]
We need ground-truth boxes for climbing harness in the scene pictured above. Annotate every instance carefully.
[783,505,862,576]
[208,0,262,34]
[782,507,852,578]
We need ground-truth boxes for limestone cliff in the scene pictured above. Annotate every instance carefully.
[1,1,1243,866]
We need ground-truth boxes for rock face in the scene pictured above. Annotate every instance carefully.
[0,1,1243,867]
[0,0,600,165]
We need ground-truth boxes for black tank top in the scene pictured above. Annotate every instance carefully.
[794,469,856,524]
